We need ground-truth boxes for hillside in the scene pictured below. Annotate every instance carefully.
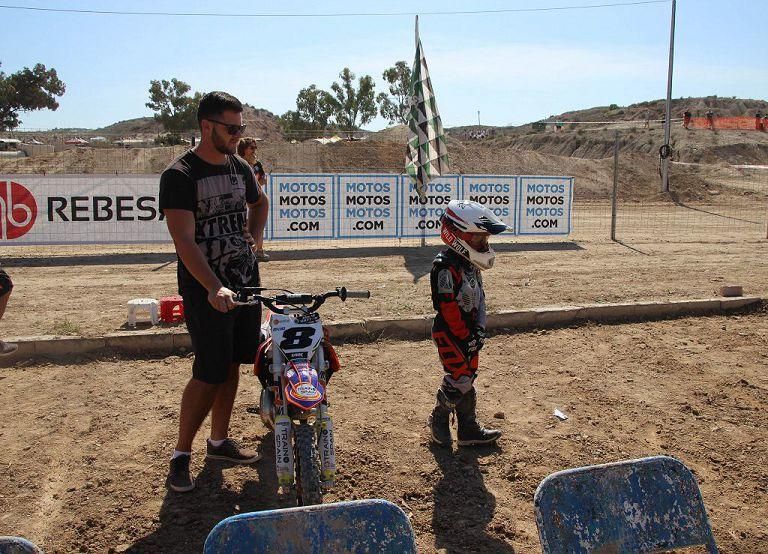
[447,96,768,165]
[2,97,766,203]
[93,105,283,140]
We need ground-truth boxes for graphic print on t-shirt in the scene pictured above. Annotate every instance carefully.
[195,171,256,288]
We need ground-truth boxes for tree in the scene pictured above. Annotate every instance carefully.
[0,62,65,131]
[376,61,411,126]
[145,78,200,134]
[278,85,335,136]
[296,85,334,129]
[327,68,376,137]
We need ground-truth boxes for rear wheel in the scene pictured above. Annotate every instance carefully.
[294,421,322,506]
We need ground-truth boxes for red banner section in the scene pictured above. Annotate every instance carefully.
[685,116,767,131]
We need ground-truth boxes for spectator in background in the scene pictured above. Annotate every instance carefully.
[238,137,270,262]
[0,267,17,355]
[756,112,764,132]
[706,111,715,130]
[683,111,692,129]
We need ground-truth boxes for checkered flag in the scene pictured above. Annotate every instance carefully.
[405,15,449,200]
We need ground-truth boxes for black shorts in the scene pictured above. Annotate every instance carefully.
[182,291,262,385]
[0,268,13,298]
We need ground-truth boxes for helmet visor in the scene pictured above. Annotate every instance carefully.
[466,233,490,252]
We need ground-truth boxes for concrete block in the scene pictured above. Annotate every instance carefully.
[364,317,431,340]
[327,320,367,341]
[106,331,174,351]
[35,336,107,358]
[668,299,722,316]
[581,303,636,322]
[488,310,537,330]
[720,296,761,311]
[171,332,192,350]
[0,337,37,368]
[629,301,672,320]
[535,306,584,327]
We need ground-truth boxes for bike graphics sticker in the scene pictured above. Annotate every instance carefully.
[336,174,398,238]
[271,317,324,361]
[399,175,460,237]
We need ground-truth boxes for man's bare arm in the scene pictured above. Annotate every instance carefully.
[164,209,234,312]
[247,191,269,250]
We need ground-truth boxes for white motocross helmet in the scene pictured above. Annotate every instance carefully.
[440,200,507,270]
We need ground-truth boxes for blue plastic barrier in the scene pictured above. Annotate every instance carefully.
[204,499,416,554]
[0,537,42,553]
[534,455,718,553]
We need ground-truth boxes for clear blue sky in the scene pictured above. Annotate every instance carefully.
[1,0,766,131]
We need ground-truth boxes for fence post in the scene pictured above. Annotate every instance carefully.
[610,131,619,241]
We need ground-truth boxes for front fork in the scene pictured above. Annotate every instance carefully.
[317,403,336,486]
[271,351,337,489]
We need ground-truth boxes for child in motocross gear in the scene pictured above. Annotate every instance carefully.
[428,200,507,447]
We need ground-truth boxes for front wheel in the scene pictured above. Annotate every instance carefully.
[294,421,322,506]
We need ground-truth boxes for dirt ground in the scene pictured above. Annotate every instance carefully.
[2,235,768,339]
[0,311,766,553]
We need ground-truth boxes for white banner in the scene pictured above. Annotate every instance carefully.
[461,175,517,234]
[0,174,574,245]
[0,175,166,244]
[399,175,460,237]
[517,176,573,235]
[336,174,398,238]
[269,174,334,240]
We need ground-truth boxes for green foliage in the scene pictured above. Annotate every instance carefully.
[0,62,66,131]
[278,84,335,134]
[48,318,81,336]
[145,78,200,134]
[154,133,186,146]
[328,68,376,136]
[608,103,619,110]
[376,61,411,126]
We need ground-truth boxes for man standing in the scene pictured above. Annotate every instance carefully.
[160,91,269,492]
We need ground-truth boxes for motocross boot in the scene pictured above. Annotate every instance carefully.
[456,387,502,446]
[428,388,455,446]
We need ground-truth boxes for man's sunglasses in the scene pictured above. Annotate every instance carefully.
[205,118,247,136]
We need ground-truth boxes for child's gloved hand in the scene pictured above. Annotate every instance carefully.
[473,327,487,351]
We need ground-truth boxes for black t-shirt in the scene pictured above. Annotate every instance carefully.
[159,149,262,295]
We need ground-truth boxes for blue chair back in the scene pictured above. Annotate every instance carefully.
[204,499,416,554]
[0,537,42,554]
[534,456,717,553]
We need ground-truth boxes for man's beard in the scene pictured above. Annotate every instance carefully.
[212,129,236,155]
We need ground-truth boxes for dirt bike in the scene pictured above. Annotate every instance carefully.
[234,286,370,506]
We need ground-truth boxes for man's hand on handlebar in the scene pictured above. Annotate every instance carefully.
[208,285,237,313]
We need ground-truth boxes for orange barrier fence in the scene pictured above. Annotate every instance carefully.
[685,116,766,131]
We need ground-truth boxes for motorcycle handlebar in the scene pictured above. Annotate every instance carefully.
[344,290,370,299]
[232,286,369,314]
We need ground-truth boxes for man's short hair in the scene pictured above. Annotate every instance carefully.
[237,137,259,156]
[197,91,243,127]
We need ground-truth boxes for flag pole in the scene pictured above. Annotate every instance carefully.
[415,15,426,247]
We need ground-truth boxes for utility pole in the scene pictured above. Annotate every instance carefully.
[477,110,481,126]
[661,0,676,192]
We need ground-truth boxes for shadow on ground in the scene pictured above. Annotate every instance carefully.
[127,434,293,554]
[429,443,516,553]
[2,242,583,276]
